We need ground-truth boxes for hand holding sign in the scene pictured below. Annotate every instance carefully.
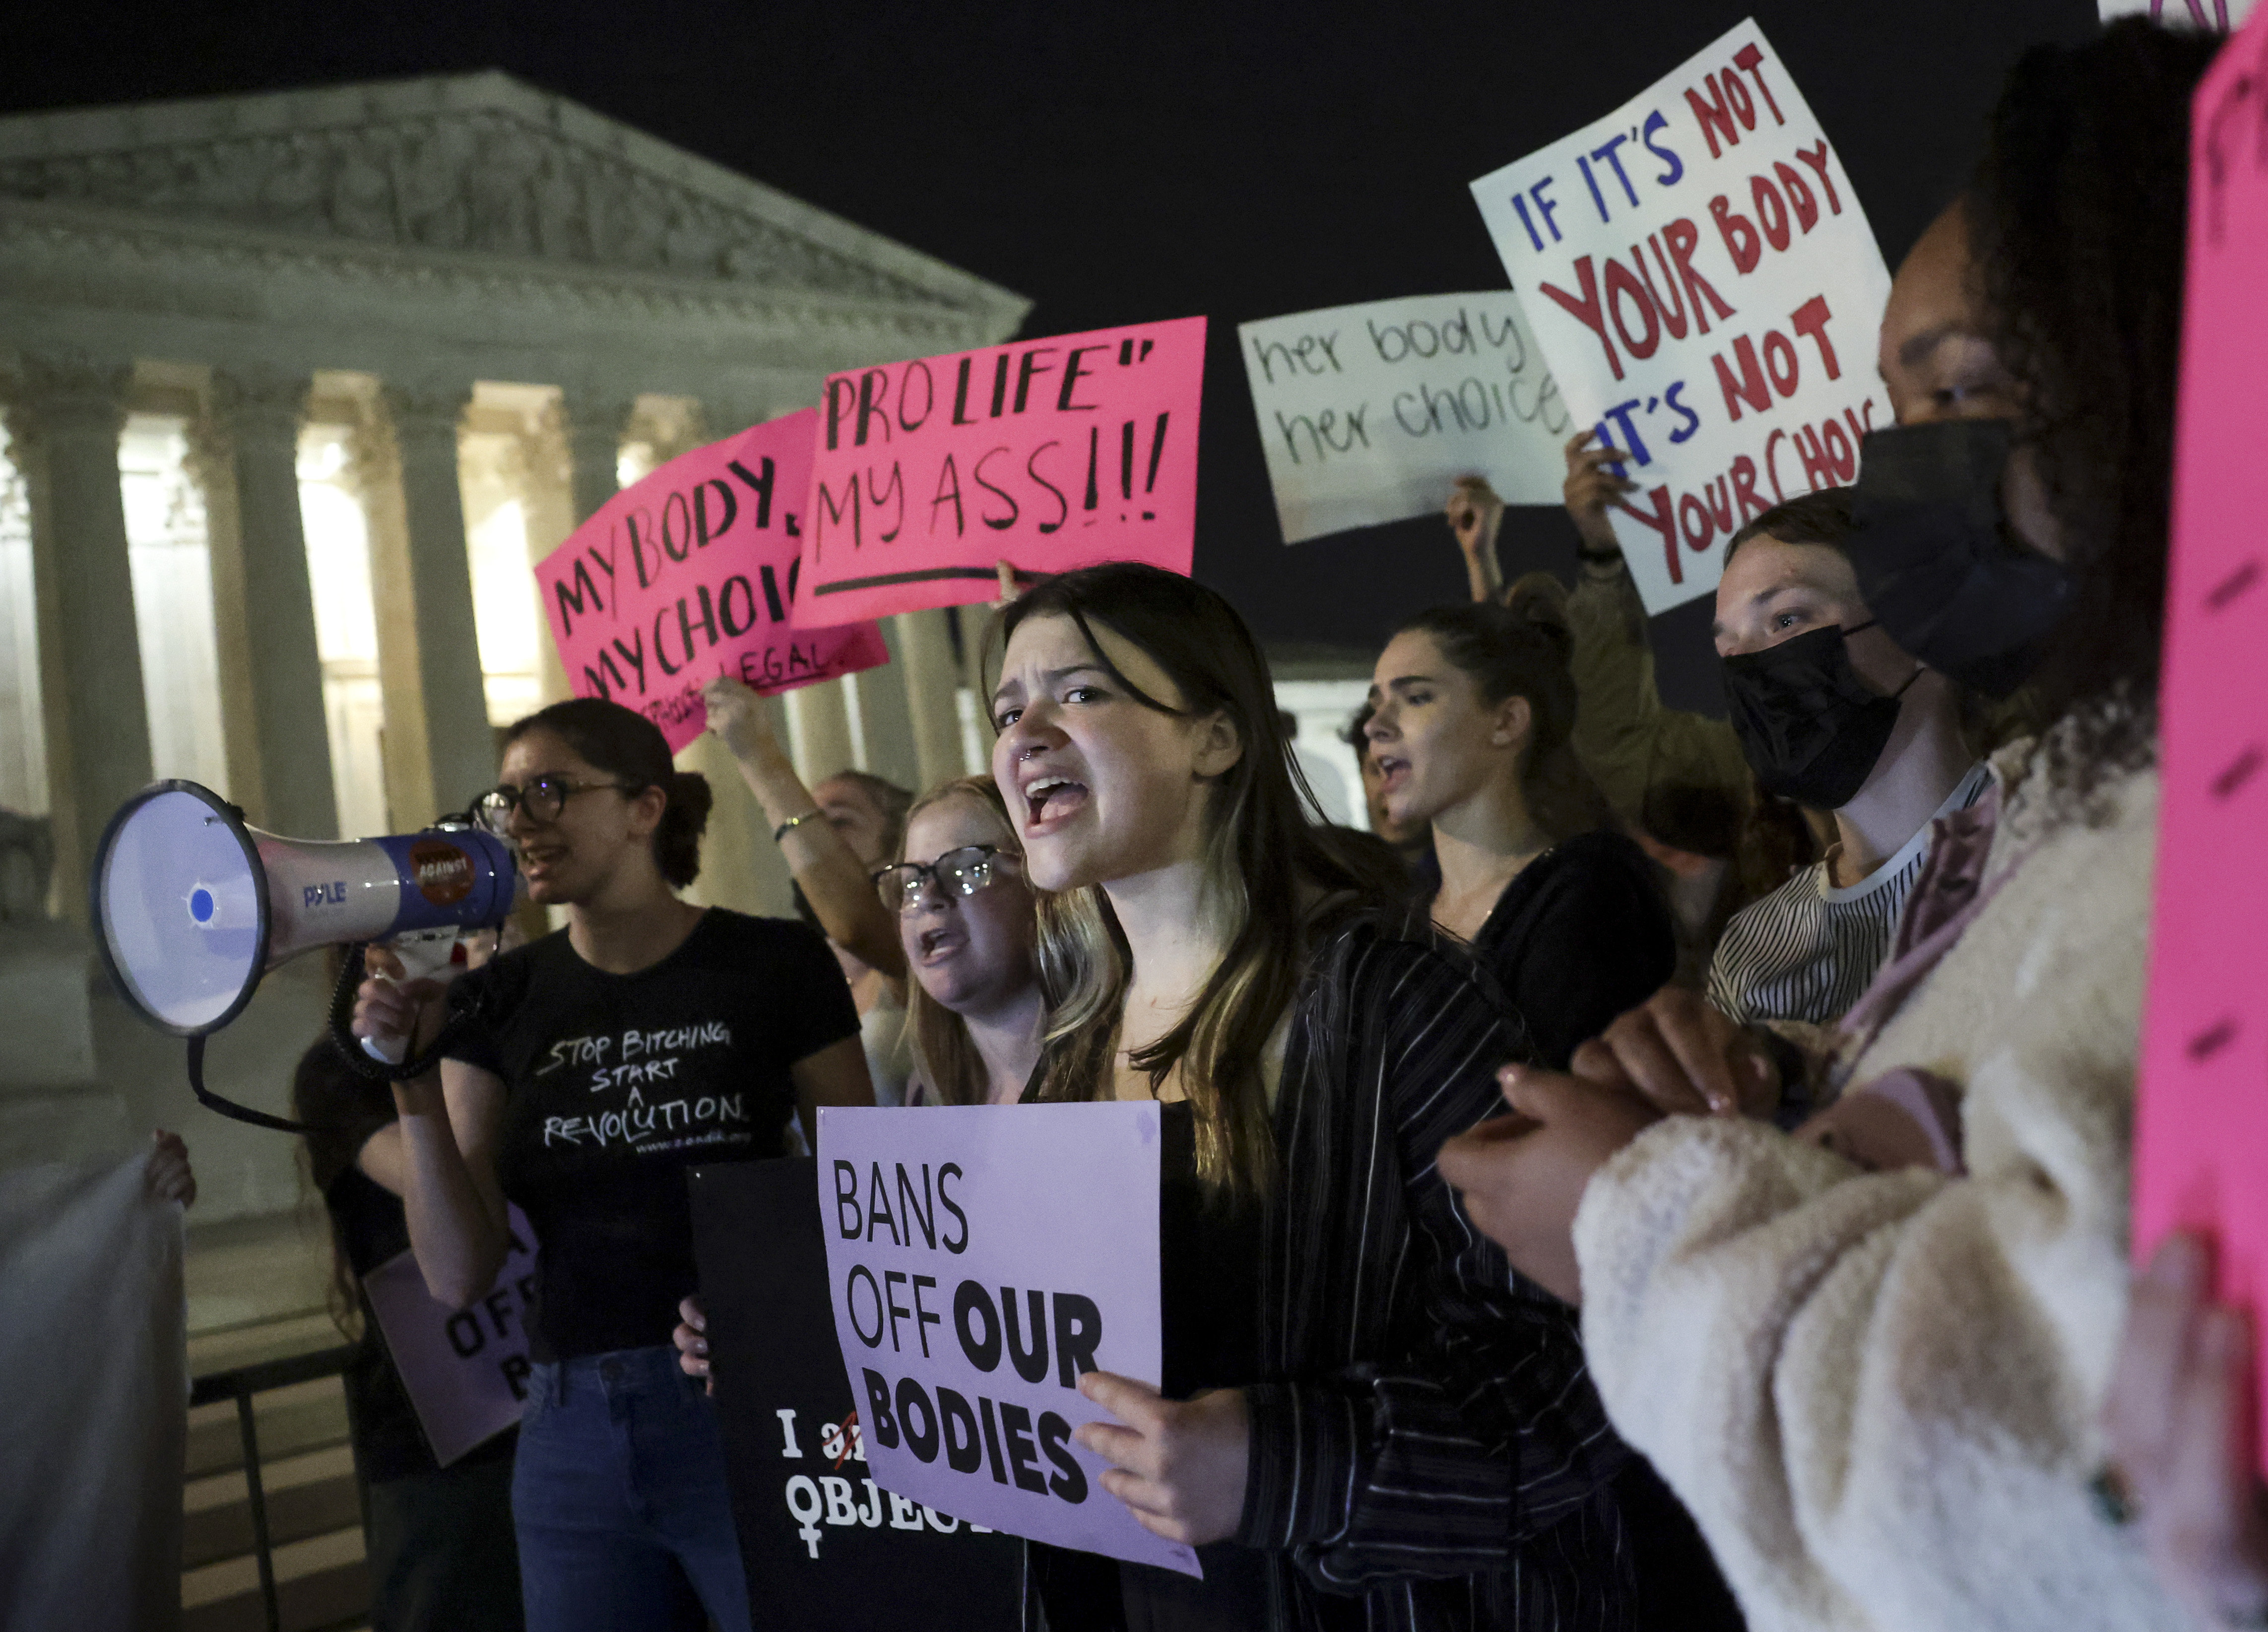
[1470,21,1893,615]
[793,319,1206,624]
[534,409,890,752]
[1074,1373,1249,1548]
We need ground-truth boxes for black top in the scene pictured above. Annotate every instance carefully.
[447,910,860,1361]
[1459,830,1678,1070]
[298,1065,514,1484]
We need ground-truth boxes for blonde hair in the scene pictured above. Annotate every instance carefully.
[899,776,1034,1108]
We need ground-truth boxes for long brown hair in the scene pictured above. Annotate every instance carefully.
[998,563,1404,1194]
[900,776,1034,1107]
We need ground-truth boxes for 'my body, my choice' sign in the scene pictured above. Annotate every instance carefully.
[792,318,1206,625]
[815,1103,1195,1575]
[1471,18,1892,614]
[534,408,889,751]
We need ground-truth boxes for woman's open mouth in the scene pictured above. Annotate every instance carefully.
[916,925,963,963]
[1374,757,1411,795]
[1023,776,1089,831]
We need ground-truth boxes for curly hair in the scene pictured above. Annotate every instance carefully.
[1965,19,2220,762]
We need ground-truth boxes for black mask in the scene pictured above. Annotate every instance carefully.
[1848,418,2076,697]
[1723,622,1916,809]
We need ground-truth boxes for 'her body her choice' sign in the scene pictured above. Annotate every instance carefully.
[791,318,1206,625]
[688,1159,1019,1630]
[361,1206,538,1467]
[1239,293,1571,544]
[815,1102,1195,1575]
[1471,18,1892,615]
[2129,7,2268,1476]
[534,408,890,752]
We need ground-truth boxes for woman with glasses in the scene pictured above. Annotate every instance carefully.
[701,675,920,1105]
[872,774,1045,1108]
[353,696,874,1632]
[675,775,1047,1376]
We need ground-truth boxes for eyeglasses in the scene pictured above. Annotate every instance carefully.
[473,776,633,835]
[872,846,1012,914]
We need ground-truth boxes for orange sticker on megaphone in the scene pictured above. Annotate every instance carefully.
[411,840,474,906]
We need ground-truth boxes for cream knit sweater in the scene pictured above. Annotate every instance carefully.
[1573,715,2180,1632]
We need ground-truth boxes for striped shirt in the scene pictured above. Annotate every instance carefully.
[1707,763,1994,1026]
[1239,915,1634,1630]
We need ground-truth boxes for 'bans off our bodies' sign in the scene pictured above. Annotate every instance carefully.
[816,1103,1195,1575]
[1239,292,1570,545]
[1471,18,1892,615]
[534,409,890,752]
[791,318,1206,625]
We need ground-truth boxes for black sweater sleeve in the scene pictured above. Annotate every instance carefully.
[1481,832,1677,1070]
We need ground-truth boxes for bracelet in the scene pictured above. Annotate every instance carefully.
[773,810,825,843]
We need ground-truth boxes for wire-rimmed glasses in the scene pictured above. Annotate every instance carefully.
[872,845,1011,914]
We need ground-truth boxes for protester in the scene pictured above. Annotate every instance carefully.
[353,697,873,1632]
[2104,1233,2268,1631]
[990,561,1634,1631]
[294,1034,524,1632]
[1437,21,2213,1631]
[1366,600,1674,1069]
[1340,701,1435,880]
[879,775,1047,1108]
[1701,489,1989,1031]
[675,773,1048,1388]
[145,1129,194,1208]
[701,675,917,1105]
[1448,466,1751,829]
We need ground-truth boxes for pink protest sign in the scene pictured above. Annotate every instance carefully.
[535,409,890,751]
[2130,10,2268,1473]
[814,1103,1196,1576]
[791,318,1206,626]
[362,1206,539,1466]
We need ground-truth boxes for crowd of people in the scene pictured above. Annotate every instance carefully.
[242,18,2258,1632]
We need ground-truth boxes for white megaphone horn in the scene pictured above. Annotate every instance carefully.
[89,780,519,1132]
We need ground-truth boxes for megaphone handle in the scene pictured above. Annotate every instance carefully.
[330,943,484,1085]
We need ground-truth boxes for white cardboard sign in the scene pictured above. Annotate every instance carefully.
[1471,18,1893,614]
[1239,293,1571,543]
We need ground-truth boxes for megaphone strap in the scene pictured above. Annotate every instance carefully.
[186,1035,316,1136]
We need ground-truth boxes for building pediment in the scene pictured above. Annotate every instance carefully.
[0,71,1021,325]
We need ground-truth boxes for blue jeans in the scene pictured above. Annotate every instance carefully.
[512,1345,751,1632]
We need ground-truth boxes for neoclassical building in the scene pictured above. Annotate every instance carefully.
[0,71,1029,1214]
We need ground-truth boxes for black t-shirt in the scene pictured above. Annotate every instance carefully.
[1459,830,1677,1070]
[298,1064,516,1484]
[446,910,860,1362]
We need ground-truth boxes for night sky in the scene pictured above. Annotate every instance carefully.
[0,0,2098,713]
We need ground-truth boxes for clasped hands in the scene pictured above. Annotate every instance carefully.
[1438,986,1780,1306]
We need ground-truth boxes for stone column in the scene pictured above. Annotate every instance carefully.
[896,608,968,787]
[848,621,921,794]
[369,384,491,827]
[559,392,628,527]
[202,368,338,838]
[784,683,857,787]
[6,356,149,922]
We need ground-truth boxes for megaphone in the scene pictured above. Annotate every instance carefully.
[90,780,518,1131]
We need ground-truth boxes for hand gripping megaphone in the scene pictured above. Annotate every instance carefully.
[90,779,518,1132]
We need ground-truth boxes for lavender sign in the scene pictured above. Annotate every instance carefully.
[814,1103,1193,1575]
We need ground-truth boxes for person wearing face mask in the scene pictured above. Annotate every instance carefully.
[1703,488,1989,1035]
[352,697,875,1632]
[1434,21,2213,1632]
[989,562,1638,1632]
[1366,602,1675,1071]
